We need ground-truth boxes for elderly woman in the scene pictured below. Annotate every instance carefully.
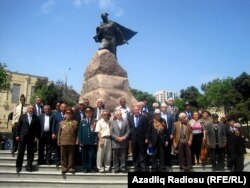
[148,109,168,172]
[58,108,78,174]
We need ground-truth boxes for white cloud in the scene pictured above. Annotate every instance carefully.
[98,0,124,17]
[114,8,124,17]
[99,0,115,10]
[41,0,55,14]
[72,0,95,8]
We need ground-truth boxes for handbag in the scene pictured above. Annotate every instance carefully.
[200,142,208,161]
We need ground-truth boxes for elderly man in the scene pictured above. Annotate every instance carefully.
[16,104,40,172]
[95,109,112,173]
[110,109,130,173]
[173,113,193,172]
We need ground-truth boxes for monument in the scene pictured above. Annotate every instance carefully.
[80,13,137,110]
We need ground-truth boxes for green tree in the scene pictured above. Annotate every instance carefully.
[30,81,58,108]
[31,79,79,108]
[201,77,239,114]
[131,88,156,110]
[34,78,48,91]
[0,63,11,92]
[173,97,185,112]
[180,86,201,108]
[233,72,250,101]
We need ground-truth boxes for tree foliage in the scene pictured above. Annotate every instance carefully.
[201,77,239,114]
[31,79,79,108]
[0,63,11,92]
[131,88,156,110]
[180,86,201,108]
[233,72,250,101]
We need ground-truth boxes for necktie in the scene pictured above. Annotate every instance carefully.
[80,112,83,121]
[28,115,32,125]
[21,104,23,115]
[118,121,122,129]
[135,116,139,128]
[37,106,40,116]
[180,124,185,138]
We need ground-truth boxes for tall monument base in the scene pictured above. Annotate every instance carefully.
[80,49,137,111]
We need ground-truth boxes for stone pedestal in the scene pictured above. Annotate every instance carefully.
[80,49,137,111]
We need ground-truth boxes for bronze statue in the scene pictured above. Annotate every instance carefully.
[94,12,137,57]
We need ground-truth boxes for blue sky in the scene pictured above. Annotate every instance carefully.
[0,0,249,95]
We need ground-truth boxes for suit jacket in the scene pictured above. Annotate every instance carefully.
[73,110,84,125]
[206,122,227,148]
[173,121,193,147]
[93,107,104,121]
[167,105,179,122]
[16,113,40,142]
[33,104,44,116]
[58,120,78,145]
[39,113,54,137]
[52,111,64,134]
[148,118,168,147]
[128,113,148,144]
[161,112,174,138]
[110,119,130,148]
[12,103,27,124]
[78,118,98,145]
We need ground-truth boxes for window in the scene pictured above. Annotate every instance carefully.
[31,86,35,96]
[11,84,21,103]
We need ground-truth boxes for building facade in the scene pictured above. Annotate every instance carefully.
[154,90,178,104]
[0,70,47,132]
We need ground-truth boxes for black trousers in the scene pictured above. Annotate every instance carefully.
[82,145,95,171]
[38,132,52,163]
[131,141,147,172]
[210,146,225,171]
[12,125,18,153]
[16,138,35,168]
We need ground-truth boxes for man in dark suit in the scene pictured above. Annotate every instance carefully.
[52,102,67,166]
[38,105,54,165]
[160,102,174,168]
[93,98,104,121]
[33,96,44,116]
[110,109,130,173]
[32,96,44,153]
[15,104,40,172]
[128,105,148,172]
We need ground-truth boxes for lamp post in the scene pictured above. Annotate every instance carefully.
[64,67,71,99]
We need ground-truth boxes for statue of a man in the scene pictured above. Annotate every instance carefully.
[94,12,137,57]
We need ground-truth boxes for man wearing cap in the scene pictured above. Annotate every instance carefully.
[206,113,227,171]
[78,107,98,173]
[52,102,67,166]
[184,102,192,121]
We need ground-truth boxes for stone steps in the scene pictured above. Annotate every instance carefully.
[0,149,127,187]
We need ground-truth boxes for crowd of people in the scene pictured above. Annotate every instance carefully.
[10,94,247,174]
